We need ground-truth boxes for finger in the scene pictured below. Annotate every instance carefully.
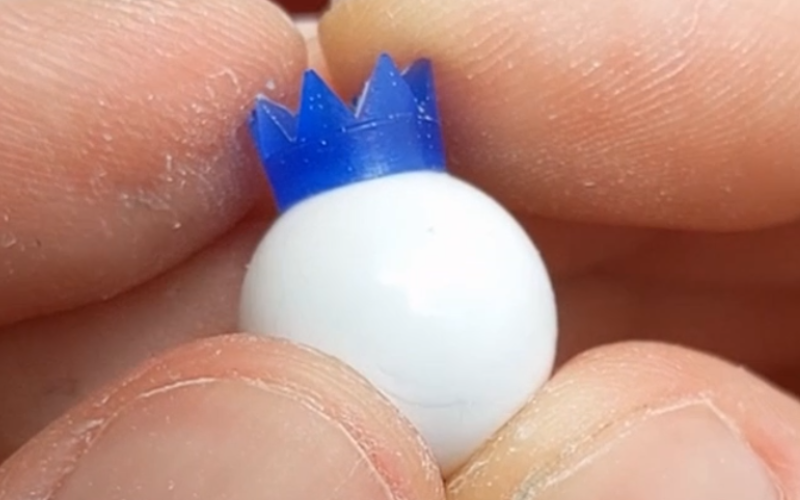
[0,0,305,326]
[448,342,800,498]
[0,213,268,459]
[320,0,800,231]
[0,336,444,500]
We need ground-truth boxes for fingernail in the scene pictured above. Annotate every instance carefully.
[531,405,779,500]
[54,380,393,500]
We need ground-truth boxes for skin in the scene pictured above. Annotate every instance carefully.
[2,0,800,498]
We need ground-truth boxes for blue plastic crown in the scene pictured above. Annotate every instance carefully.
[249,53,446,212]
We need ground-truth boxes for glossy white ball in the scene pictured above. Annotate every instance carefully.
[239,171,557,474]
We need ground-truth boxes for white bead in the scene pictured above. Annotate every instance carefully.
[239,171,557,474]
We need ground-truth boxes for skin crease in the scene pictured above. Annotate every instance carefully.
[3,0,800,498]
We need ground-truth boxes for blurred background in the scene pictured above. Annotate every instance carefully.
[277,0,327,13]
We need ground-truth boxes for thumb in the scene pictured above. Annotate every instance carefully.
[449,342,797,499]
[0,336,443,500]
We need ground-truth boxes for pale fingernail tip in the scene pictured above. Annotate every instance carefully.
[525,403,780,500]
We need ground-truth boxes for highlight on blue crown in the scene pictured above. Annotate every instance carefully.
[249,53,446,212]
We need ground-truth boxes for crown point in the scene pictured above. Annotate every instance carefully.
[402,58,439,122]
[355,53,417,120]
[296,70,355,141]
[250,96,294,162]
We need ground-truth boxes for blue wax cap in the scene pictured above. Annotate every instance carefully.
[249,53,446,212]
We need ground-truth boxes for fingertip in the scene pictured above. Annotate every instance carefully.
[0,335,444,500]
[320,0,800,231]
[0,0,306,325]
[447,342,800,499]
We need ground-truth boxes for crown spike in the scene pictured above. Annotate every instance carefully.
[355,53,417,120]
[248,54,446,213]
[249,96,294,161]
[402,59,439,122]
[296,70,355,142]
